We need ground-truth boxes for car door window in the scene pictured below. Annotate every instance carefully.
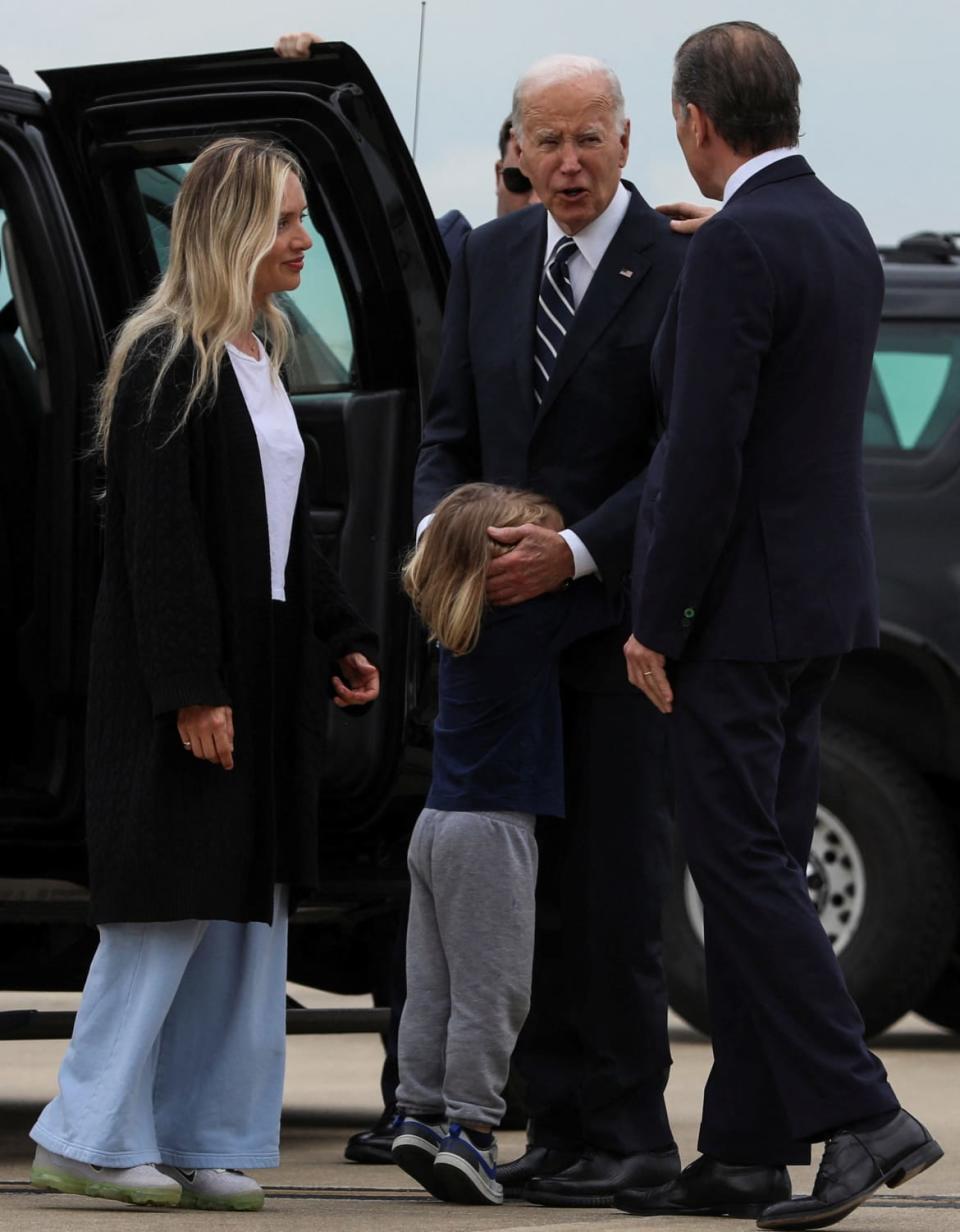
[0,214,32,361]
[133,163,355,392]
[866,322,960,453]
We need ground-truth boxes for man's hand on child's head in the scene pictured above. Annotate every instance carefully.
[485,524,575,605]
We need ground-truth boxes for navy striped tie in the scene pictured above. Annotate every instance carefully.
[534,236,578,407]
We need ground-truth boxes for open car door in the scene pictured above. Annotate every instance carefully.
[41,43,448,827]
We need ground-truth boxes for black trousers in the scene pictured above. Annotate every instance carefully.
[512,684,675,1154]
[669,657,897,1165]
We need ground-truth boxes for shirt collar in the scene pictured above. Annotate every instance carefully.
[544,181,631,269]
[721,147,798,205]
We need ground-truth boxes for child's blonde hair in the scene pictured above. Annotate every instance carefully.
[402,483,562,656]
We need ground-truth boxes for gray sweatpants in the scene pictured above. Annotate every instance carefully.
[396,807,538,1127]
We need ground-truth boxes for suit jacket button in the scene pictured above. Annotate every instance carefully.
[683,607,695,619]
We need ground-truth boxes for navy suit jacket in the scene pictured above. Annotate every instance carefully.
[632,156,883,662]
[436,209,472,262]
[415,184,688,684]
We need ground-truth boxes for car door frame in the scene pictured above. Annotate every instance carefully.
[36,44,449,827]
[0,77,106,846]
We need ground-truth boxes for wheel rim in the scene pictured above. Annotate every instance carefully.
[682,804,867,956]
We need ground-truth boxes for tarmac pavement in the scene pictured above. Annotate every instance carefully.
[1,985,957,1231]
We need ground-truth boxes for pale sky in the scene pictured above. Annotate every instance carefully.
[4,0,954,245]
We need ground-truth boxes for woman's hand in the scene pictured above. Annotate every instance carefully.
[177,705,235,770]
[332,653,380,708]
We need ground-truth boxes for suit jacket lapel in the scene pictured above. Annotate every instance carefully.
[508,207,547,425]
[534,187,660,430]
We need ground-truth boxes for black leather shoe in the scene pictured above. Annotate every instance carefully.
[524,1146,680,1208]
[497,1145,580,1198]
[615,1154,790,1217]
[343,1107,398,1165]
[758,1109,942,1230]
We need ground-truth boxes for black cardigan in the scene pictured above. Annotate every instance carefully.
[84,338,377,924]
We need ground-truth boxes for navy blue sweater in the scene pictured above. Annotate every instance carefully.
[426,580,618,817]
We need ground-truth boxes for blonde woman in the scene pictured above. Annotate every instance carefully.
[29,137,379,1212]
[391,483,616,1206]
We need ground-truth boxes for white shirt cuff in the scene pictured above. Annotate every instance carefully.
[421,515,597,579]
[559,529,599,579]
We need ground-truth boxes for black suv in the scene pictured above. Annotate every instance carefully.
[1,46,958,1040]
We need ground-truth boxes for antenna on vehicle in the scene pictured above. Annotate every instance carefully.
[412,1,427,161]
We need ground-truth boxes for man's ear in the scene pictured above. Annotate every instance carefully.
[686,102,708,147]
[495,158,503,188]
[619,117,631,167]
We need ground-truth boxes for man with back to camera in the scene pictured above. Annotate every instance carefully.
[413,54,688,1207]
[620,21,942,1228]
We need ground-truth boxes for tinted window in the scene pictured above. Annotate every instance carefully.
[865,322,960,453]
[134,164,355,393]
[0,209,33,362]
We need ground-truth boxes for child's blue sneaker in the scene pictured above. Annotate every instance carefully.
[434,1123,503,1205]
[391,1114,450,1198]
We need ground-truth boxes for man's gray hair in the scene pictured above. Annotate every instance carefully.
[512,54,626,141]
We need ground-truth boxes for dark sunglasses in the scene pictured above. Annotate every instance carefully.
[501,165,533,195]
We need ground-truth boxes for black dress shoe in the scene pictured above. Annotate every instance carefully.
[524,1146,680,1208]
[343,1107,398,1165]
[615,1154,790,1217]
[497,1145,580,1198]
[758,1109,942,1230]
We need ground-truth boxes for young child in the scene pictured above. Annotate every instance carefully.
[391,483,619,1205]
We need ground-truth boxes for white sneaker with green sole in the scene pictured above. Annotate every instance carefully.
[30,1144,181,1206]
[157,1165,265,1211]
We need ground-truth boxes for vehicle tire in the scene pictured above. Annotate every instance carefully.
[917,943,960,1032]
[663,721,960,1039]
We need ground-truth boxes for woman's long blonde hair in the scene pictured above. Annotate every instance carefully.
[95,136,302,455]
[402,483,562,656]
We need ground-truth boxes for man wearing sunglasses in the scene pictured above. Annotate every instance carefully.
[496,116,540,216]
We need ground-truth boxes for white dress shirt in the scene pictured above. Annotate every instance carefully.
[537,180,631,577]
[543,180,631,309]
[721,146,798,206]
[418,183,633,581]
[227,339,305,602]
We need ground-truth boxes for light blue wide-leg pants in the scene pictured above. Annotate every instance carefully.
[31,885,288,1169]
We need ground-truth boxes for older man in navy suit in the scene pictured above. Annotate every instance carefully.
[414,55,687,1207]
[620,22,942,1229]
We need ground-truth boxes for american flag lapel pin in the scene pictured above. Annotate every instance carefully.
[619,268,634,278]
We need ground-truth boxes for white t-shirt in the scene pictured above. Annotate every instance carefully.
[226,338,305,602]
